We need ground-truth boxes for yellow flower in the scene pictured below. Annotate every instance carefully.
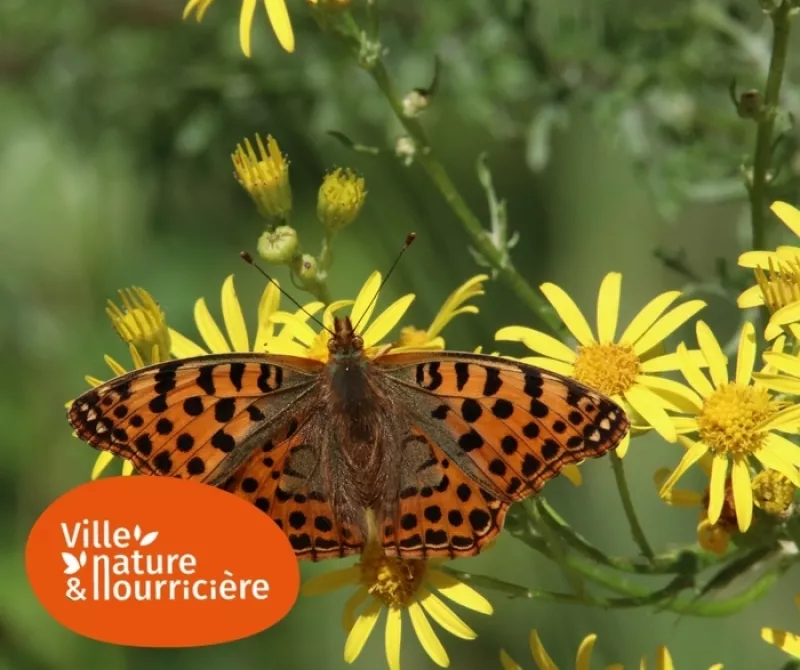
[659,321,800,532]
[317,168,367,232]
[302,539,492,670]
[168,274,323,357]
[499,630,722,669]
[653,467,734,556]
[495,272,707,457]
[271,270,416,361]
[396,274,489,351]
[232,134,292,221]
[105,286,170,364]
[751,469,796,516]
[182,0,295,56]
[762,596,800,660]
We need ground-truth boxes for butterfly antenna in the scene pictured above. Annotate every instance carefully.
[353,232,416,333]
[239,251,333,335]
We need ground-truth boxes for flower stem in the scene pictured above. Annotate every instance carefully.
[749,0,793,251]
[609,452,656,562]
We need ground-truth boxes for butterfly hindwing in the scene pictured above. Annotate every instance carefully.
[379,351,630,503]
[67,353,323,482]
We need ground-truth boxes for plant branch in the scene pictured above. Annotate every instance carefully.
[609,452,656,562]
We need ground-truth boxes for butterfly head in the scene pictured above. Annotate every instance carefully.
[328,316,364,360]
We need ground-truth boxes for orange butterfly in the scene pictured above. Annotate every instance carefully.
[67,311,629,562]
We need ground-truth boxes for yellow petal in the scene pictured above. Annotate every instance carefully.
[707,454,729,525]
[128,343,144,369]
[768,300,800,330]
[168,328,208,357]
[121,460,134,476]
[264,0,295,53]
[385,607,402,670]
[529,630,557,670]
[659,439,709,496]
[408,601,449,667]
[737,284,766,308]
[301,566,360,596]
[772,200,800,237]
[635,374,703,412]
[351,272,382,333]
[253,281,282,351]
[270,311,319,347]
[596,272,621,342]
[539,282,595,345]
[754,446,800,487]
[91,452,115,480]
[562,464,582,486]
[672,417,699,434]
[221,275,249,351]
[758,405,800,434]
[575,633,597,670]
[735,322,757,385]
[361,294,415,349]
[676,343,714,397]
[496,326,577,363]
[654,470,703,507]
[238,0,257,58]
[738,249,780,269]
[633,300,707,356]
[342,587,370,632]
[639,349,708,372]
[654,646,674,670]
[418,589,476,640]
[194,297,231,353]
[344,600,382,663]
[182,0,203,20]
[84,376,103,387]
[762,351,800,378]
[761,627,800,659]
[623,385,677,442]
[615,431,631,458]
[730,459,753,532]
[752,372,800,394]
[519,356,575,376]
[500,650,524,670]
[426,569,493,614]
[618,290,681,346]
[695,321,728,387]
[764,433,800,466]
[104,355,128,377]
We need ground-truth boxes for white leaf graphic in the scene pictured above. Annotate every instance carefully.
[133,525,142,541]
[139,531,159,547]
[62,552,81,575]
[79,551,87,567]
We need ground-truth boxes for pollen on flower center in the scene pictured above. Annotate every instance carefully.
[358,545,426,608]
[752,470,795,515]
[572,343,640,397]
[697,384,775,456]
[398,326,428,347]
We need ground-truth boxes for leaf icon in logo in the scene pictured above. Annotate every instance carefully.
[139,531,158,547]
[133,525,142,541]
[62,552,82,575]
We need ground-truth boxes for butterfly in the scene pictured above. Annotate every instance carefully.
[67,315,629,561]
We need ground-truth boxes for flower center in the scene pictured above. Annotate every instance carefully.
[397,326,429,348]
[755,259,800,313]
[357,544,426,608]
[572,343,640,397]
[752,470,796,515]
[697,384,775,456]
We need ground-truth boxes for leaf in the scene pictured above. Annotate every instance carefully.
[139,531,159,547]
[326,131,381,155]
[133,525,141,541]
[62,552,81,575]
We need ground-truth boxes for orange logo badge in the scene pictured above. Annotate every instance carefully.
[25,476,300,647]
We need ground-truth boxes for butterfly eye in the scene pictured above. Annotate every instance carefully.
[352,336,364,350]
[327,338,337,353]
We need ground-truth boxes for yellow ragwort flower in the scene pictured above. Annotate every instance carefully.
[106,286,170,364]
[168,274,323,357]
[496,272,707,457]
[182,0,295,56]
[659,321,800,532]
[396,274,489,351]
[232,134,292,221]
[751,469,796,516]
[499,630,723,670]
[302,536,492,670]
[317,168,367,232]
[738,201,800,340]
[762,596,800,660]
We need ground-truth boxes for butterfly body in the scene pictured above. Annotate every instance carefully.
[68,316,630,561]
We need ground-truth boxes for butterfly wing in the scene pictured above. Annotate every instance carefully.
[375,350,630,558]
[67,353,322,484]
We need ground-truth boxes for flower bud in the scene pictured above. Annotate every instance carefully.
[257,225,299,264]
[105,287,170,363]
[317,168,366,232]
[297,254,319,282]
[232,134,292,221]
[402,89,430,118]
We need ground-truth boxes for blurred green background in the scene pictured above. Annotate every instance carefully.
[3,0,800,668]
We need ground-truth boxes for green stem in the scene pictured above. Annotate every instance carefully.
[749,1,793,251]
[439,566,584,603]
[609,453,656,562]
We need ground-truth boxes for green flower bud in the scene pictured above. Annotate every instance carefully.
[257,225,299,264]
